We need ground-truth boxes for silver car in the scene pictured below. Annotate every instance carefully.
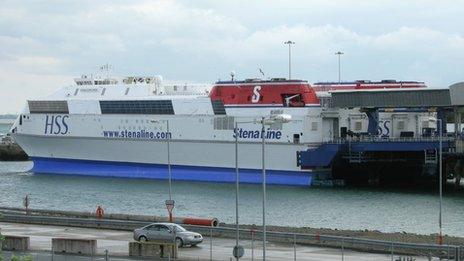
[133,223,203,247]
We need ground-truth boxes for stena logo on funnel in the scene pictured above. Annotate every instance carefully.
[251,86,261,103]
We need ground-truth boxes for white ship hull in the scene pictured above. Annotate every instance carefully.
[13,133,313,185]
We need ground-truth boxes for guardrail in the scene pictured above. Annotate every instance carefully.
[0,212,462,260]
[326,137,456,144]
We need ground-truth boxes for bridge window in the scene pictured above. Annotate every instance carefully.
[100,100,174,115]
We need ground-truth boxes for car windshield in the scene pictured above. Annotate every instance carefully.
[172,224,187,232]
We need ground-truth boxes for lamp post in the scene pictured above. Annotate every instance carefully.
[234,121,240,260]
[151,119,173,222]
[437,118,443,244]
[232,114,291,261]
[335,51,344,84]
[260,114,292,261]
[284,41,295,79]
[261,117,267,261]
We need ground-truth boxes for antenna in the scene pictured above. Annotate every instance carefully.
[99,63,113,78]
[230,71,235,81]
[259,68,265,78]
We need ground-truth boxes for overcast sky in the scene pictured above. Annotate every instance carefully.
[1,0,463,113]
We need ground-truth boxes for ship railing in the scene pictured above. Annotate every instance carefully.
[324,136,456,144]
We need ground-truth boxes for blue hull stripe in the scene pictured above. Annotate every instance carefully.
[30,157,312,186]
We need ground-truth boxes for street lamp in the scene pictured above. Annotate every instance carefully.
[284,41,295,79]
[437,118,443,244]
[335,51,344,84]
[260,114,292,261]
[151,119,174,222]
[232,114,292,261]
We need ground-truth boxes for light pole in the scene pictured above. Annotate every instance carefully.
[232,114,291,261]
[335,51,344,84]
[284,41,295,79]
[151,119,174,222]
[234,121,240,261]
[260,114,291,261]
[261,117,267,261]
[437,118,443,244]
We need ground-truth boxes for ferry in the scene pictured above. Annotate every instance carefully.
[9,74,436,186]
[312,80,426,92]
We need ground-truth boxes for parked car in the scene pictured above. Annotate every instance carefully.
[133,222,203,247]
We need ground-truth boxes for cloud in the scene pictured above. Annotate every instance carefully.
[0,0,463,113]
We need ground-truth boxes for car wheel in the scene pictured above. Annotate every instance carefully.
[175,237,183,248]
[138,236,148,242]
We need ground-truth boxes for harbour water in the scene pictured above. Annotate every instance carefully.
[0,123,11,136]
[1,160,463,236]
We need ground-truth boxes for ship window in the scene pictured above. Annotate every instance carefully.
[355,121,362,131]
[397,121,405,130]
[311,122,318,131]
[28,100,69,114]
[214,117,234,130]
[100,100,174,115]
[211,100,226,115]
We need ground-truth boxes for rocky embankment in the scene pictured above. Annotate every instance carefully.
[257,225,464,246]
[0,137,28,161]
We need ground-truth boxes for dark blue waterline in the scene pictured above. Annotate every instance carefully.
[31,157,312,186]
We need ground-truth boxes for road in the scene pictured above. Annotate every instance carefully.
[0,222,436,260]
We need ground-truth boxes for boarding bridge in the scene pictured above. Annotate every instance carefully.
[299,82,464,186]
